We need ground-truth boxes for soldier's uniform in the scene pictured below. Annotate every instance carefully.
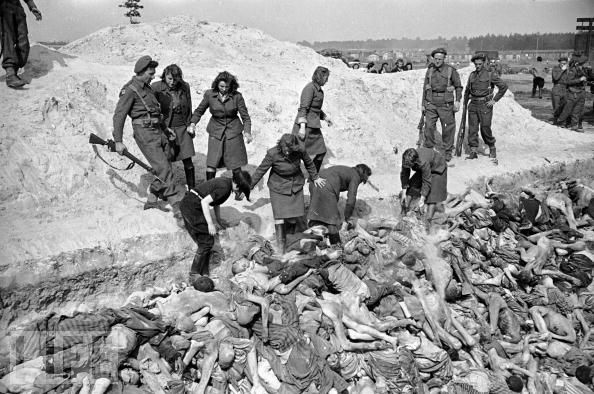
[112,56,185,206]
[556,54,588,131]
[1,0,39,87]
[551,57,569,122]
[422,48,463,162]
[464,53,508,157]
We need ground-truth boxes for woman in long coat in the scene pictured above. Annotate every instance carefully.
[399,147,448,223]
[152,64,196,188]
[251,134,325,252]
[190,71,252,180]
[292,66,333,172]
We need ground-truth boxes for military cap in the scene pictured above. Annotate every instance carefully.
[558,56,568,62]
[134,55,158,73]
[571,53,588,64]
[431,48,447,57]
[471,53,486,62]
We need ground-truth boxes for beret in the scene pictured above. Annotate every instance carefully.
[134,55,158,73]
[431,47,447,57]
[471,53,486,62]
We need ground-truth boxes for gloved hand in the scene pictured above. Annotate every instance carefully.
[187,125,195,138]
[166,128,176,141]
[298,125,306,140]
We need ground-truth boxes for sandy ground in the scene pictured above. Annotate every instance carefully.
[0,16,593,295]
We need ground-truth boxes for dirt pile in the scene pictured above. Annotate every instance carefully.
[0,16,593,324]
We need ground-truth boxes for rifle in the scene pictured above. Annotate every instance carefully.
[89,133,158,177]
[455,102,468,157]
[416,109,426,147]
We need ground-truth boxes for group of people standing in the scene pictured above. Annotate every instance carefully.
[112,57,372,279]
[550,52,591,132]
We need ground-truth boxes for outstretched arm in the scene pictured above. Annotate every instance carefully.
[273,269,314,295]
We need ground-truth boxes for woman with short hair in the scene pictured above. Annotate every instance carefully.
[251,133,325,252]
[190,71,252,180]
[293,66,333,172]
[399,147,448,223]
[152,64,196,188]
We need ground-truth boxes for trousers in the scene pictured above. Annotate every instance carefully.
[0,1,29,70]
[132,124,184,202]
[467,101,495,148]
[423,101,456,160]
[557,90,585,127]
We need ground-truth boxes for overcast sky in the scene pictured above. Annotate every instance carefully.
[27,0,594,43]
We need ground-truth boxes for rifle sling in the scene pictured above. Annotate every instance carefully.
[92,145,136,171]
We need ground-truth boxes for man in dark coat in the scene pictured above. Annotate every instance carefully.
[556,53,588,132]
[550,57,569,124]
[307,164,372,245]
[1,0,42,88]
[421,48,463,163]
[463,53,508,160]
[112,56,185,209]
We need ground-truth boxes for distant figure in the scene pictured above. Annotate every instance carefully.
[190,71,253,180]
[292,66,333,172]
[112,56,186,210]
[550,56,569,124]
[392,58,405,72]
[366,62,378,73]
[530,56,546,99]
[1,0,42,88]
[152,64,196,189]
[488,58,502,77]
[421,48,463,163]
[464,53,508,160]
[405,62,413,71]
[380,62,390,74]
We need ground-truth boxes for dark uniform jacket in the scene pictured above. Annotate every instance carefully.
[251,148,318,195]
[190,89,251,140]
[295,82,326,128]
[112,77,162,142]
[551,65,569,87]
[400,147,446,198]
[565,66,587,93]
[319,165,361,221]
[151,80,192,127]
[423,64,463,104]
[464,68,508,102]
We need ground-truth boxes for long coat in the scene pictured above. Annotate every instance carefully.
[251,147,318,195]
[308,165,361,226]
[292,82,327,156]
[151,80,195,161]
[191,89,252,169]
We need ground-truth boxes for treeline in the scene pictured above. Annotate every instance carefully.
[300,33,574,52]
[299,37,468,51]
[468,33,574,51]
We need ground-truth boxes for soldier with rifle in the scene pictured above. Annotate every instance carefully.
[421,48,463,164]
[463,53,508,161]
[112,55,185,210]
[556,53,589,132]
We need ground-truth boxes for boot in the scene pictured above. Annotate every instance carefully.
[206,171,215,181]
[274,223,286,254]
[466,148,478,160]
[5,67,26,89]
[185,166,195,190]
[489,146,497,159]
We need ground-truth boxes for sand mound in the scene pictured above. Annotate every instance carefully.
[0,16,592,323]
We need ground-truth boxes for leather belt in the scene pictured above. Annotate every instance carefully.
[470,96,489,101]
[131,117,160,126]
[432,92,446,96]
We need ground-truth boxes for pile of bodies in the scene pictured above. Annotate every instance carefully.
[2,179,594,394]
